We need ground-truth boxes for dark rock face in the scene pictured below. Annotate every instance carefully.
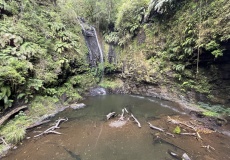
[83,28,101,67]
[78,18,103,68]
[108,45,116,64]
[199,42,230,104]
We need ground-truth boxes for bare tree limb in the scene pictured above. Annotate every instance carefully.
[0,106,27,126]
[124,108,129,113]
[106,112,116,120]
[148,122,174,137]
[180,133,196,136]
[148,122,164,132]
[202,145,215,152]
[34,118,68,138]
[131,114,141,128]
[0,137,8,146]
[118,109,125,121]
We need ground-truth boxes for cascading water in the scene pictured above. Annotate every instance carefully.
[77,18,104,71]
[92,27,103,64]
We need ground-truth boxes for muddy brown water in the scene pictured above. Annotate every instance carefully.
[3,95,230,160]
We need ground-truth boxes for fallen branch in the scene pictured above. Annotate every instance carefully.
[148,122,174,137]
[202,145,215,152]
[131,114,141,128]
[124,108,129,113]
[0,137,8,146]
[0,105,27,126]
[180,133,197,136]
[34,118,68,138]
[167,116,195,130]
[106,112,116,120]
[118,109,125,121]
[148,122,164,132]
[47,130,62,135]
[196,132,202,140]
[167,116,202,139]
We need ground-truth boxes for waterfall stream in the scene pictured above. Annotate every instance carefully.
[92,27,103,64]
[77,18,104,72]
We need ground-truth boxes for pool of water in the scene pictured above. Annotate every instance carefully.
[3,95,185,160]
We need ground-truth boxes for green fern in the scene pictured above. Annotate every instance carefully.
[172,64,185,72]
[0,86,13,109]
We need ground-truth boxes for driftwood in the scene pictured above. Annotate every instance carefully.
[26,120,51,130]
[0,105,27,126]
[148,122,174,137]
[106,112,116,120]
[124,108,129,113]
[0,137,8,146]
[180,133,197,136]
[167,116,203,139]
[148,122,164,132]
[118,109,125,121]
[202,145,215,152]
[34,118,68,138]
[131,114,141,128]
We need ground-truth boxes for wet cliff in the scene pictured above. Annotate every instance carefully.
[100,0,230,108]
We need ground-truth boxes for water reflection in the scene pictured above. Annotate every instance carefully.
[3,95,182,160]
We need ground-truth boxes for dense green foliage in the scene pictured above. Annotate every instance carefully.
[104,0,230,95]
[0,0,229,151]
[0,0,94,111]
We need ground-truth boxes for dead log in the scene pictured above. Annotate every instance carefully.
[0,105,27,126]
[196,132,202,140]
[131,114,141,128]
[0,137,8,146]
[180,133,197,136]
[202,145,215,152]
[118,109,125,121]
[106,112,116,120]
[167,116,195,130]
[167,116,202,139]
[148,122,174,137]
[124,108,129,113]
[148,122,164,132]
[26,120,51,130]
[34,118,68,138]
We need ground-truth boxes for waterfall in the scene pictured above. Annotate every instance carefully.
[92,27,103,64]
[77,18,104,72]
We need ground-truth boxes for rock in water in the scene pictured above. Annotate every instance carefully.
[70,103,86,110]
[90,87,106,96]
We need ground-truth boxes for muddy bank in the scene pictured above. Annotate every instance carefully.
[149,114,230,160]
